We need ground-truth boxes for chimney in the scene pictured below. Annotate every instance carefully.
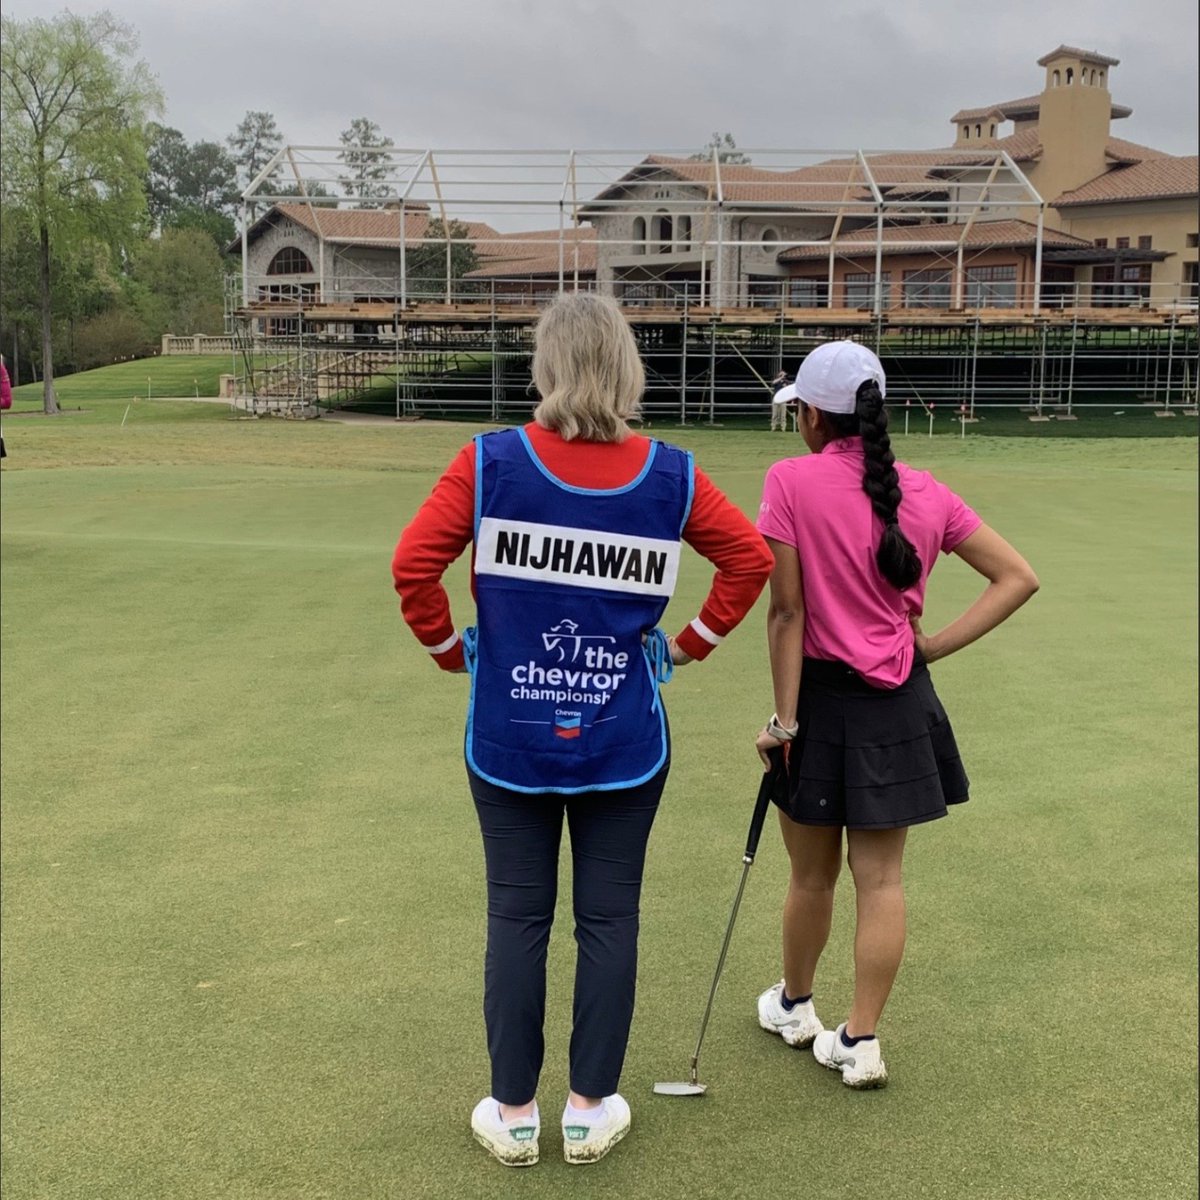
[1033,46,1120,202]
[953,108,1004,147]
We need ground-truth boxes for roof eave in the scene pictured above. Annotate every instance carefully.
[1042,247,1171,262]
[1054,190,1199,208]
[224,204,286,255]
[1037,45,1120,67]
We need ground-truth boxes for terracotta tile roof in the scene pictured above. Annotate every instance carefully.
[243,204,501,252]
[951,93,1131,123]
[1053,155,1199,207]
[466,234,598,279]
[941,128,1164,167]
[638,156,876,204]
[577,135,1178,221]
[582,153,1011,212]
[778,219,1091,262]
[472,227,596,261]
[1104,137,1171,164]
[1037,45,1120,67]
[951,104,1011,123]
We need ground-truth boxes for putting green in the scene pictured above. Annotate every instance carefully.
[1,406,1195,1199]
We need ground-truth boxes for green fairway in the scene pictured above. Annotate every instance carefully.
[1,403,1196,1200]
[8,356,238,408]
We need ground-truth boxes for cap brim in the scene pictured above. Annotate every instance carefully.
[772,384,797,405]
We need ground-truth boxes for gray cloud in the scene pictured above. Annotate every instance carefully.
[5,0,1196,155]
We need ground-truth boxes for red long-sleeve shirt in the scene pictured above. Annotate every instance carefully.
[392,423,773,671]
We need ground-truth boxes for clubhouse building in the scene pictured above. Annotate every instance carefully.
[234,45,1198,316]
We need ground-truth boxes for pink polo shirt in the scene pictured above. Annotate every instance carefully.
[758,438,981,688]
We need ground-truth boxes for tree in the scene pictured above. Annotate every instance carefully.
[147,125,238,235]
[166,205,237,252]
[178,140,238,214]
[0,202,45,384]
[145,122,190,226]
[406,219,478,297]
[275,177,338,206]
[338,117,395,201]
[132,227,224,338]
[71,306,153,371]
[227,110,283,215]
[0,200,128,382]
[0,10,161,412]
[690,132,751,164]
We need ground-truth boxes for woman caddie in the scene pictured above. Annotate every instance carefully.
[392,293,772,1163]
[753,339,1038,1088]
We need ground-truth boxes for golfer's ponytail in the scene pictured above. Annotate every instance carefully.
[856,380,922,590]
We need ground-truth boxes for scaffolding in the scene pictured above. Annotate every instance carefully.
[229,146,1198,422]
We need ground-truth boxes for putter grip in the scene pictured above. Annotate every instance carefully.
[744,753,783,863]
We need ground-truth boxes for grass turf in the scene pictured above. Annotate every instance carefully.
[1,403,1196,1199]
[8,357,241,408]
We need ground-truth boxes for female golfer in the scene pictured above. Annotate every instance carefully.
[393,293,772,1164]
[752,339,1037,1088]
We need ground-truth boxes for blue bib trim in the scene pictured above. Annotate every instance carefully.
[516,426,661,496]
[463,428,694,794]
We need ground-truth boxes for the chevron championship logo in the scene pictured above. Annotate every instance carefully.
[507,618,634,740]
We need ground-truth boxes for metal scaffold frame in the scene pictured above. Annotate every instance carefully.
[225,146,1197,422]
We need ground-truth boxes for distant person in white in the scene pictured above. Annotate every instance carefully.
[771,372,797,432]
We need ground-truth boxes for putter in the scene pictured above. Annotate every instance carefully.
[654,752,784,1097]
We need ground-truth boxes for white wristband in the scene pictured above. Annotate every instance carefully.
[766,713,799,741]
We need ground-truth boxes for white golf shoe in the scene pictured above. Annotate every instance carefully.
[812,1022,888,1089]
[470,1097,540,1166]
[757,980,825,1048]
[561,1093,631,1164]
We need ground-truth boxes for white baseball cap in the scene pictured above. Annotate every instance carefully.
[774,340,886,415]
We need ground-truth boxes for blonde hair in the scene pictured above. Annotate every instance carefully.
[532,292,644,442]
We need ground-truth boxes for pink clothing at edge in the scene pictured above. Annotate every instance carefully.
[758,437,981,688]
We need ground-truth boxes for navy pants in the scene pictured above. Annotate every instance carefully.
[469,764,667,1105]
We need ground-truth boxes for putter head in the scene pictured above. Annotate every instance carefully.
[652,1081,707,1096]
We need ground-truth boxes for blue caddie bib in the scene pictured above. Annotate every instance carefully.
[463,427,695,794]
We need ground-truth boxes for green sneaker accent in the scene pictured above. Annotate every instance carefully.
[564,1125,589,1142]
[511,1127,536,1142]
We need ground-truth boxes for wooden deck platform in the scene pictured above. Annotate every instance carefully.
[237,300,1197,329]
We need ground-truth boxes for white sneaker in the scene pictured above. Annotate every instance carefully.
[561,1093,631,1164]
[470,1097,540,1167]
[757,980,825,1048]
[812,1023,888,1089]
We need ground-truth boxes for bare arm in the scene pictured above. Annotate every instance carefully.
[755,537,806,766]
[912,524,1039,663]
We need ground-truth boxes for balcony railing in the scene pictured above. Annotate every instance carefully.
[237,273,1199,318]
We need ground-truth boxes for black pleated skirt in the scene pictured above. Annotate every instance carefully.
[777,654,969,830]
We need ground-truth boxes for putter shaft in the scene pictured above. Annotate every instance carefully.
[663,760,780,1097]
[687,856,754,1078]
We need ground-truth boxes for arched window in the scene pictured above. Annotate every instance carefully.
[1099,70,1105,86]
[677,215,691,248]
[975,124,982,138]
[989,124,997,138]
[631,216,646,254]
[1066,67,1074,84]
[1091,69,1097,84]
[1052,69,1060,86]
[963,124,971,139]
[652,211,672,253]
[267,246,314,275]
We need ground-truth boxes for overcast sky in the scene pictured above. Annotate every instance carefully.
[8,0,1198,155]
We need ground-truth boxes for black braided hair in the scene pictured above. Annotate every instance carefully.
[822,380,922,590]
